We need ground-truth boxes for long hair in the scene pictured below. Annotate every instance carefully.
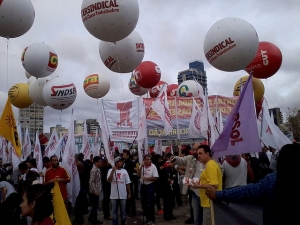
[274,144,300,224]
[24,183,54,223]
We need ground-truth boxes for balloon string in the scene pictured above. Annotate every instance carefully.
[97,98,99,122]
[60,110,62,122]
[115,51,125,100]
[6,38,9,92]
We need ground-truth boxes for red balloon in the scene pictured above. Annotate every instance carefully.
[149,81,167,98]
[134,61,161,88]
[245,41,282,79]
[167,84,178,97]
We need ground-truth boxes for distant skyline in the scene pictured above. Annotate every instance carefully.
[0,0,299,133]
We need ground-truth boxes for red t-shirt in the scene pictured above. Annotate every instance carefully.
[32,217,54,225]
[45,166,70,200]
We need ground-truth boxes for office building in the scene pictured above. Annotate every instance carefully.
[269,107,283,126]
[74,119,100,134]
[177,60,207,93]
[19,103,44,141]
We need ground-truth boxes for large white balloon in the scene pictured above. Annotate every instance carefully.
[22,42,58,78]
[42,76,77,110]
[29,78,49,106]
[83,73,110,98]
[81,0,139,42]
[99,30,145,73]
[203,17,259,72]
[0,0,35,38]
[128,75,149,96]
[177,80,202,97]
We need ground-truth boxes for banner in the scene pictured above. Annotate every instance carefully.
[81,121,91,160]
[22,127,32,160]
[33,132,43,172]
[44,129,59,157]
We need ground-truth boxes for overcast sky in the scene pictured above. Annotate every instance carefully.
[0,0,299,133]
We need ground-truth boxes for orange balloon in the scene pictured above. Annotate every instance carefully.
[233,76,264,103]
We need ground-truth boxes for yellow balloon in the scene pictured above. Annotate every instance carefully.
[233,76,264,103]
[8,83,33,108]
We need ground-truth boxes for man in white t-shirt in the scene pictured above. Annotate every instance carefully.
[137,155,159,225]
[107,156,131,225]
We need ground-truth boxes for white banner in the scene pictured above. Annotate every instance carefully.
[44,129,59,157]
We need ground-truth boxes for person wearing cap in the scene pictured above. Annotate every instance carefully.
[137,154,159,225]
[107,156,131,225]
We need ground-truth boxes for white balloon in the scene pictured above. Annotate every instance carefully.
[42,76,77,110]
[81,0,139,42]
[29,78,49,106]
[22,42,58,78]
[0,0,35,38]
[27,76,36,85]
[203,17,259,72]
[128,75,149,96]
[99,30,145,73]
[177,80,201,97]
[83,73,110,98]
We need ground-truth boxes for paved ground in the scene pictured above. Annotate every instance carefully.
[70,195,191,225]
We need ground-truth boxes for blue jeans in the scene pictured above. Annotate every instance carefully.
[111,199,126,225]
[191,191,203,225]
[141,182,155,222]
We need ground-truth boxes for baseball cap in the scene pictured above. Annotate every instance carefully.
[114,156,123,163]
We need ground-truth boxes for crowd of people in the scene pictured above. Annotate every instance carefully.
[0,141,297,225]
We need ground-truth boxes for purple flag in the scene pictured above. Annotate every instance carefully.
[212,74,261,157]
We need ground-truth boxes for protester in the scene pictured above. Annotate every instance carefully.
[100,157,112,220]
[171,143,204,225]
[0,180,19,224]
[220,155,247,189]
[107,156,131,225]
[191,145,222,225]
[20,183,55,225]
[44,155,70,209]
[138,154,159,225]
[88,156,103,225]
[203,144,300,225]
[122,149,136,217]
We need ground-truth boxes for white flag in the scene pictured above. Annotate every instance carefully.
[216,109,224,134]
[92,129,100,157]
[12,145,21,170]
[17,124,22,149]
[3,141,12,164]
[99,100,114,165]
[33,132,43,172]
[260,100,291,150]
[81,121,90,160]
[54,135,67,159]
[151,84,173,135]
[137,100,148,164]
[154,140,162,155]
[44,129,59,157]
[0,136,5,160]
[188,98,205,138]
[22,127,32,160]
[61,112,80,207]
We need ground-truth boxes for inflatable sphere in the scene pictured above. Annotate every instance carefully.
[22,42,58,78]
[177,80,202,97]
[29,78,49,106]
[233,75,264,103]
[128,75,149,96]
[134,61,161,89]
[245,41,282,79]
[0,0,35,38]
[27,76,36,85]
[203,17,259,72]
[8,83,32,108]
[149,81,167,98]
[42,76,77,110]
[81,0,139,42]
[99,30,145,73]
[83,73,110,98]
[167,84,178,97]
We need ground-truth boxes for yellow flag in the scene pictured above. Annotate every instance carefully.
[52,181,71,225]
[0,98,21,157]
